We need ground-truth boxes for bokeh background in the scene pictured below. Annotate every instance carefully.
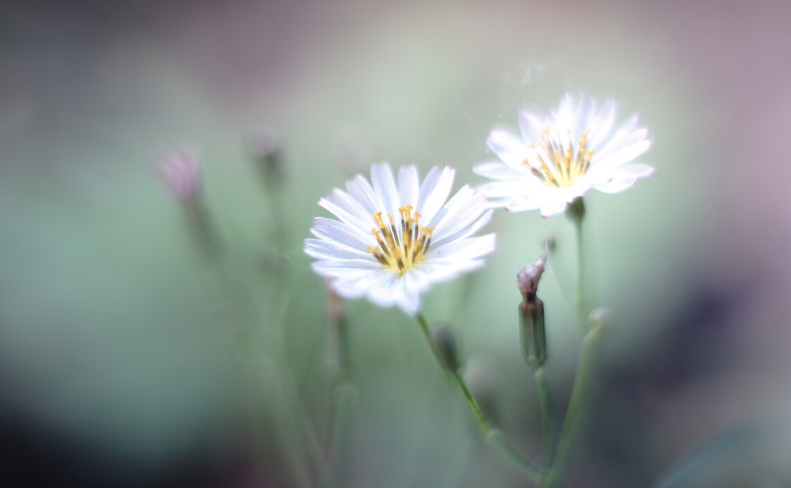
[2,0,791,487]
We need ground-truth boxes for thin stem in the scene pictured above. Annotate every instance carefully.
[328,310,354,486]
[452,370,489,433]
[573,215,587,335]
[212,261,332,486]
[328,382,355,487]
[533,367,557,467]
[487,430,545,481]
[416,313,544,484]
[545,324,604,488]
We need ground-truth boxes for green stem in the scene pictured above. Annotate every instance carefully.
[573,215,587,335]
[545,325,604,488]
[452,370,489,433]
[416,313,544,483]
[534,367,557,467]
[328,312,354,486]
[487,430,545,481]
[213,262,331,486]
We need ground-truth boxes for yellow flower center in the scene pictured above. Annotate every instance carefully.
[367,205,434,276]
[523,128,595,188]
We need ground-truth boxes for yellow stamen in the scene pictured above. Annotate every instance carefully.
[367,206,432,276]
[522,128,594,188]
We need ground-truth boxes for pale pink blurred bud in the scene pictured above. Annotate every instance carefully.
[160,148,201,202]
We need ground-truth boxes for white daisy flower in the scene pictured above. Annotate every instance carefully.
[305,163,496,316]
[474,94,654,218]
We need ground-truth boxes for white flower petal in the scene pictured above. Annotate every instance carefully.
[432,187,489,241]
[596,115,640,155]
[319,193,372,234]
[430,184,477,226]
[594,139,652,170]
[574,96,596,139]
[474,94,653,216]
[418,166,455,224]
[304,238,371,261]
[518,110,544,142]
[616,163,655,178]
[312,258,381,271]
[588,99,616,148]
[311,217,374,250]
[591,173,639,194]
[476,180,531,199]
[486,129,530,168]
[398,165,420,207]
[346,175,381,215]
[427,234,496,261]
[307,163,496,315]
[367,273,402,308]
[539,201,569,218]
[397,273,421,316]
[333,270,393,298]
[472,161,528,181]
[431,209,493,249]
[371,163,400,216]
[423,258,487,276]
[311,262,380,280]
[504,196,542,213]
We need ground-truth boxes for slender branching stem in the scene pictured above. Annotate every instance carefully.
[545,324,603,488]
[416,313,545,484]
[533,367,557,468]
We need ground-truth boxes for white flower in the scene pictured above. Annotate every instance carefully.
[474,94,654,218]
[305,163,496,315]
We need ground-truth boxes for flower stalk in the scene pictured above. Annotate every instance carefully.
[545,318,605,488]
[567,197,588,334]
[517,246,557,476]
[327,288,355,486]
[416,314,544,483]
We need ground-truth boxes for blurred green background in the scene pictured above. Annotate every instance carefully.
[2,0,791,486]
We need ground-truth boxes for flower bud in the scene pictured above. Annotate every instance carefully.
[517,247,549,370]
[160,148,222,259]
[160,148,201,204]
[517,246,548,301]
[519,298,546,370]
[247,128,283,189]
[432,324,461,373]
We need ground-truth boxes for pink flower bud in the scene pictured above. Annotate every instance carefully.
[160,148,201,202]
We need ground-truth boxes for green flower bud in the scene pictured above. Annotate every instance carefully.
[517,247,549,370]
[432,325,461,373]
[519,298,546,370]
